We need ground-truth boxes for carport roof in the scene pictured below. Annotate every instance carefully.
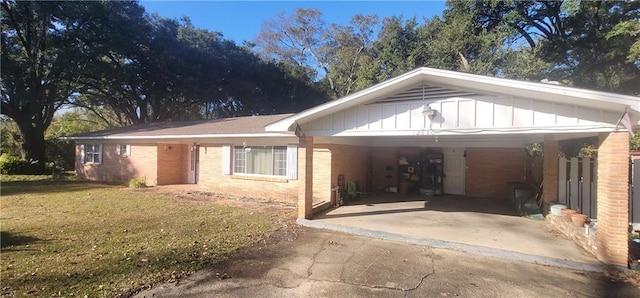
[265,67,640,132]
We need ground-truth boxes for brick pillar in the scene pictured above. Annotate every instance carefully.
[596,132,630,266]
[542,135,559,204]
[298,136,314,219]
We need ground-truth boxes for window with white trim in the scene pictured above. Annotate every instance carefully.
[116,144,131,156]
[233,146,287,176]
[84,144,102,164]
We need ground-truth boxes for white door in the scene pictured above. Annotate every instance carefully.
[443,148,465,195]
[188,145,199,184]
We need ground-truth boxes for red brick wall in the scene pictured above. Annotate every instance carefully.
[542,136,559,203]
[156,143,187,185]
[312,147,332,204]
[75,143,158,185]
[466,147,526,199]
[310,144,369,204]
[596,132,630,266]
[198,144,299,203]
[331,144,368,194]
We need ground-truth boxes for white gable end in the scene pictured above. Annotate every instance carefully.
[266,67,639,136]
[300,83,621,137]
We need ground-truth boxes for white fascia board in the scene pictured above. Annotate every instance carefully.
[62,133,294,141]
[419,67,640,112]
[303,125,620,137]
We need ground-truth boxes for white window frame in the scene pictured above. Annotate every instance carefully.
[116,144,131,156]
[232,145,287,178]
[83,144,103,164]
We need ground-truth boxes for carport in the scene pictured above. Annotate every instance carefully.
[266,67,638,266]
[313,194,599,265]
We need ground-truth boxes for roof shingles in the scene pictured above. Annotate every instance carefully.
[69,114,294,139]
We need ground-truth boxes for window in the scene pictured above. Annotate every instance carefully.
[83,144,102,164]
[116,144,131,156]
[233,146,287,176]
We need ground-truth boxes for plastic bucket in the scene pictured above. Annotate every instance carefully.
[550,204,567,216]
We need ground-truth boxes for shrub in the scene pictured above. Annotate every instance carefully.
[129,177,147,189]
[0,154,50,174]
[45,139,75,170]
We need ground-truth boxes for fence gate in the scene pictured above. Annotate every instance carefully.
[558,157,597,219]
[632,158,640,226]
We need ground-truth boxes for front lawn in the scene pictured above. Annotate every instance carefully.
[0,176,276,297]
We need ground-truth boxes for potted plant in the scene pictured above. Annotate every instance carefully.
[571,213,588,227]
[561,208,577,222]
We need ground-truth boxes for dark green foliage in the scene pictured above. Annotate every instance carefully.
[0,154,51,175]
[468,0,640,95]
[45,139,74,171]
[1,0,148,164]
[559,137,599,159]
[1,1,326,167]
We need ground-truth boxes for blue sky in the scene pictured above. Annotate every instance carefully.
[140,1,447,44]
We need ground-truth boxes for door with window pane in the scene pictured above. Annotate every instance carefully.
[188,145,199,184]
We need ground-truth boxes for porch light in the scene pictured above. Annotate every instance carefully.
[422,104,436,119]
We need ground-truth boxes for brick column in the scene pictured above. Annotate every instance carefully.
[298,136,314,219]
[542,135,559,204]
[596,132,630,266]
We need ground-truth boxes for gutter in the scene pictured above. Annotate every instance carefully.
[61,132,295,141]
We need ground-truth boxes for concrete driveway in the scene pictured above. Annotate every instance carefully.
[311,195,600,267]
[135,227,638,297]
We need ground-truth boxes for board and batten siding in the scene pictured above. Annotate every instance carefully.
[301,87,621,136]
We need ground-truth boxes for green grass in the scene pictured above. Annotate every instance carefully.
[0,177,276,297]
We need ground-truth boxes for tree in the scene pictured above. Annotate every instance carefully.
[254,8,380,98]
[324,14,379,95]
[468,0,640,94]
[0,0,147,166]
[79,14,325,124]
[372,17,421,80]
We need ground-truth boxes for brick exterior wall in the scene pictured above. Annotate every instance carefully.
[542,136,560,204]
[465,147,526,199]
[298,137,314,218]
[313,144,369,205]
[197,144,299,203]
[312,147,332,204]
[75,143,158,185]
[596,132,630,266]
[156,143,187,185]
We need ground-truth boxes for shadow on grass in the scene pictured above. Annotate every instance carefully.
[0,231,45,251]
[0,180,115,196]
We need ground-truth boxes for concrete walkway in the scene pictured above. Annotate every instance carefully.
[311,195,602,270]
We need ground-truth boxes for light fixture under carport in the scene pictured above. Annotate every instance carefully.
[422,104,436,119]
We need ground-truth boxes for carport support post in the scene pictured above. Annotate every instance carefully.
[298,136,314,219]
[542,135,559,205]
[596,131,630,266]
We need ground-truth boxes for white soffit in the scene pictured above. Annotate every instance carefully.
[265,67,640,132]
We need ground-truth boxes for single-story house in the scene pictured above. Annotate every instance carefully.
[68,67,639,266]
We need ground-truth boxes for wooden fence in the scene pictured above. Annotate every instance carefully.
[558,157,597,219]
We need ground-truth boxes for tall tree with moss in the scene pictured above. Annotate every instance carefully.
[0,0,147,166]
[468,0,640,95]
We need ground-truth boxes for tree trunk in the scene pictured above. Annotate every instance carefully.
[16,120,47,165]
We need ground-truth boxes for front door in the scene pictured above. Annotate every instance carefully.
[443,148,465,195]
[188,145,199,184]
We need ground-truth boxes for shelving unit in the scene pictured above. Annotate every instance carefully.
[398,163,419,195]
[421,151,444,195]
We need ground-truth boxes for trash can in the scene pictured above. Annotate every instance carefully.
[507,182,529,204]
